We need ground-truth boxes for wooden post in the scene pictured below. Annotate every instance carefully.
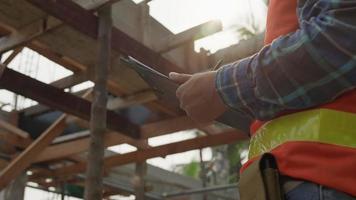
[84,5,112,200]
[0,172,27,200]
[199,148,208,200]
[133,3,149,199]
[0,114,67,190]
[134,161,147,200]
[0,113,27,200]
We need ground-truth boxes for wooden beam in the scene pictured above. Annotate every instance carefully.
[21,73,89,116]
[0,24,11,37]
[29,40,179,117]
[34,132,130,163]
[0,158,8,169]
[3,47,23,66]
[27,42,177,117]
[26,0,184,75]
[140,116,196,138]
[63,110,150,151]
[0,65,140,138]
[156,20,222,53]
[0,119,29,138]
[0,17,61,54]
[47,130,248,178]
[0,131,32,149]
[50,73,88,89]
[0,0,187,117]
[28,41,87,73]
[52,130,90,144]
[0,90,92,189]
[107,90,157,110]
[34,116,195,163]
[0,114,66,189]
[87,0,124,11]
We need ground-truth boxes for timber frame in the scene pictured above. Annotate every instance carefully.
[0,0,262,198]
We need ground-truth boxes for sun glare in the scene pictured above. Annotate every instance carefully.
[148,0,267,52]
[195,29,239,53]
[149,0,266,33]
[207,0,242,27]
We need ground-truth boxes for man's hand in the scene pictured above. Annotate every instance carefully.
[169,71,227,124]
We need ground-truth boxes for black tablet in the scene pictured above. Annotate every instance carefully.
[123,56,251,133]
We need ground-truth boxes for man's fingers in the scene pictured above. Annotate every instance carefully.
[169,72,192,84]
[176,83,188,110]
[176,84,185,99]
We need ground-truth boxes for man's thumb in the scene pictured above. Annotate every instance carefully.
[169,72,192,84]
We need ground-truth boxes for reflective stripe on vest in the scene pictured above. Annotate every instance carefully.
[248,109,356,159]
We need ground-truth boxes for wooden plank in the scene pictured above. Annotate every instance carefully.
[0,17,61,54]
[0,131,32,149]
[0,24,11,37]
[27,41,177,117]
[26,0,184,75]
[0,90,92,189]
[86,0,124,11]
[29,32,179,117]
[34,132,130,163]
[21,73,89,116]
[28,41,87,73]
[0,114,66,189]
[34,116,196,163]
[3,47,23,65]
[52,130,90,144]
[2,1,184,116]
[140,116,196,138]
[49,130,248,178]
[0,66,140,138]
[155,20,222,53]
[50,73,88,89]
[107,90,157,110]
[0,159,8,169]
[0,119,29,138]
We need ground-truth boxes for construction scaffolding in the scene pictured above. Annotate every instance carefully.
[0,0,264,199]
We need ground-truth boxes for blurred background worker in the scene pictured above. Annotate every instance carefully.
[170,0,356,199]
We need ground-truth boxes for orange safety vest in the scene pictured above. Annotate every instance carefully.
[241,0,356,196]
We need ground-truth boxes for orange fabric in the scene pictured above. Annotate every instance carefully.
[244,0,356,196]
[241,142,356,196]
[250,90,356,134]
[264,0,299,44]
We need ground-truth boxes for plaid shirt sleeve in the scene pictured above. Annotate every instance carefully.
[216,0,356,120]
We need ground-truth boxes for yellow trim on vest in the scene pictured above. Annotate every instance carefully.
[248,109,356,159]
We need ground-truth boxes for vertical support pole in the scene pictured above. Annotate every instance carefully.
[0,113,26,200]
[134,3,149,200]
[84,5,112,200]
[60,182,65,200]
[0,172,27,200]
[134,161,147,200]
[199,148,208,200]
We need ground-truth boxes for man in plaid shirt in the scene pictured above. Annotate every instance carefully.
[170,0,356,199]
